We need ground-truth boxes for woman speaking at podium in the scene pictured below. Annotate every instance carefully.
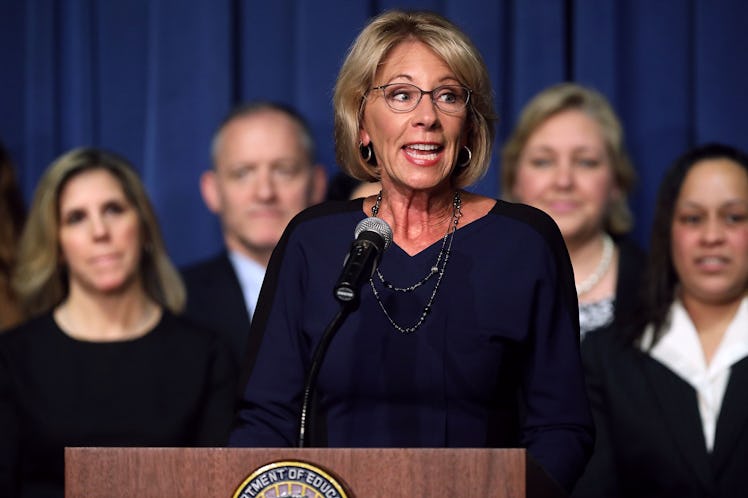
[230,10,593,493]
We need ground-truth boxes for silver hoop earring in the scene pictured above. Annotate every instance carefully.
[457,146,472,168]
[359,141,373,163]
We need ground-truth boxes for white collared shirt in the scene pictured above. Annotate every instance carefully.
[227,251,266,322]
[640,296,748,452]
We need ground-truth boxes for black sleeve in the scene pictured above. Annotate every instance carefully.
[0,338,21,497]
[572,330,622,498]
[195,334,239,446]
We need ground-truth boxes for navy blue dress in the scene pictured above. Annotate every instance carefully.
[230,198,593,492]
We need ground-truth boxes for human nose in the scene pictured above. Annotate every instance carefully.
[553,161,574,188]
[700,217,726,245]
[252,167,276,201]
[89,214,109,240]
[411,91,439,127]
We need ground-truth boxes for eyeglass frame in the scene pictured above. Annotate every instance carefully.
[366,83,473,114]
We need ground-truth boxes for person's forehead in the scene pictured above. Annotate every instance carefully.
[218,113,309,161]
[229,111,302,138]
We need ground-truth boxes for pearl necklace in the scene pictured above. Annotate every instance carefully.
[369,190,462,334]
[575,233,614,297]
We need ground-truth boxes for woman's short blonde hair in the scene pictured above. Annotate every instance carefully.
[501,83,637,235]
[13,147,186,315]
[334,10,497,189]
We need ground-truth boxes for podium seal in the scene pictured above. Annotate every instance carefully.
[233,460,349,498]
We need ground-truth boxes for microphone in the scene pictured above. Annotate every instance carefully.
[333,217,393,305]
[299,217,392,446]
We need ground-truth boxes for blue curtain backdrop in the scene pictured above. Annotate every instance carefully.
[1,0,747,266]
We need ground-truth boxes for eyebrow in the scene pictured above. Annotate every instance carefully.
[525,145,605,154]
[677,199,748,209]
[383,74,460,85]
[722,199,748,208]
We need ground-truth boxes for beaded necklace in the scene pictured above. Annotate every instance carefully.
[369,190,462,334]
[575,233,614,297]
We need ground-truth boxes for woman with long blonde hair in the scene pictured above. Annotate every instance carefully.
[0,147,236,497]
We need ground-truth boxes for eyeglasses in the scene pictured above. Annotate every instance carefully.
[368,83,472,114]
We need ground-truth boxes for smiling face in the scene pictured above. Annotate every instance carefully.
[672,158,748,307]
[511,109,619,244]
[359,40,469,194]
[58,168,143,296]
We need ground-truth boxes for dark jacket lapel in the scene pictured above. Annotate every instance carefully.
[214,253,252,323]
[642,356,715,493]
[182,252,252,359]
[711,356,748,472]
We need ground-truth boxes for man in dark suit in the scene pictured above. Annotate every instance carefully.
[182,102,326,372]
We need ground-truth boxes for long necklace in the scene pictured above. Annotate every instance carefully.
[369,190,462,334]
[575,233,614,297]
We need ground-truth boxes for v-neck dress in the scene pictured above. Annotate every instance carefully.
[229,198,593,493]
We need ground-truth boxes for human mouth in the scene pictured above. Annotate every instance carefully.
[90,254,121,266]
[403,143,442,165]
[695,255,729,272]
[249,208,283,219]
[547,200,578,214]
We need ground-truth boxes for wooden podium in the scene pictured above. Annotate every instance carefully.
[65,447,565,497]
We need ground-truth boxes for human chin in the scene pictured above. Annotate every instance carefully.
[245,226,285,248]
[85,269,136,294]
[398,156,454,183]
[390,166,448,190]
[552,217,589,241]
[683,279,743,305]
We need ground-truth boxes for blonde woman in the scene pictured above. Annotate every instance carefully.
[0,148,235,497]
[502,83,645,338]
[230,11,593,493]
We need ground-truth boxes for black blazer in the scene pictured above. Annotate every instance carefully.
[573,327,748,498]
[181,252,253,372]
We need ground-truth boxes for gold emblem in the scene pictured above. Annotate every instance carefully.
[233,460,349,498]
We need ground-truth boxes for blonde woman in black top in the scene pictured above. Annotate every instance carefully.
[0,148,235,498]
[502,83,645,338]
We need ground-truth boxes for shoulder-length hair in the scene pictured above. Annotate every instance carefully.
[13,147,185,315]
[334,9,497,189]
[0,140,27,329]
[631,142,748,346]
[0,140,26,275]
[501,82,636,235]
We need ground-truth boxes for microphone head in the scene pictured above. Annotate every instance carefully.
[354,217,393,250]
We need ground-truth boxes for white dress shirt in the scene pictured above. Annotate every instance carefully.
[640,296,748,451]
[228,251,266,322]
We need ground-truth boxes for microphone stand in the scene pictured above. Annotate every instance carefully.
[298,217,390,447]
[297,303,353,447]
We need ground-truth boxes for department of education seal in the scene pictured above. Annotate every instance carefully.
[233,460,349,498]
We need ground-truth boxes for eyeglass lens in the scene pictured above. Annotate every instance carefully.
[379,83,469,113]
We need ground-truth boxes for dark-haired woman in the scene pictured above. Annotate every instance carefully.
[0,140,26,331]
[574,143,748,498]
